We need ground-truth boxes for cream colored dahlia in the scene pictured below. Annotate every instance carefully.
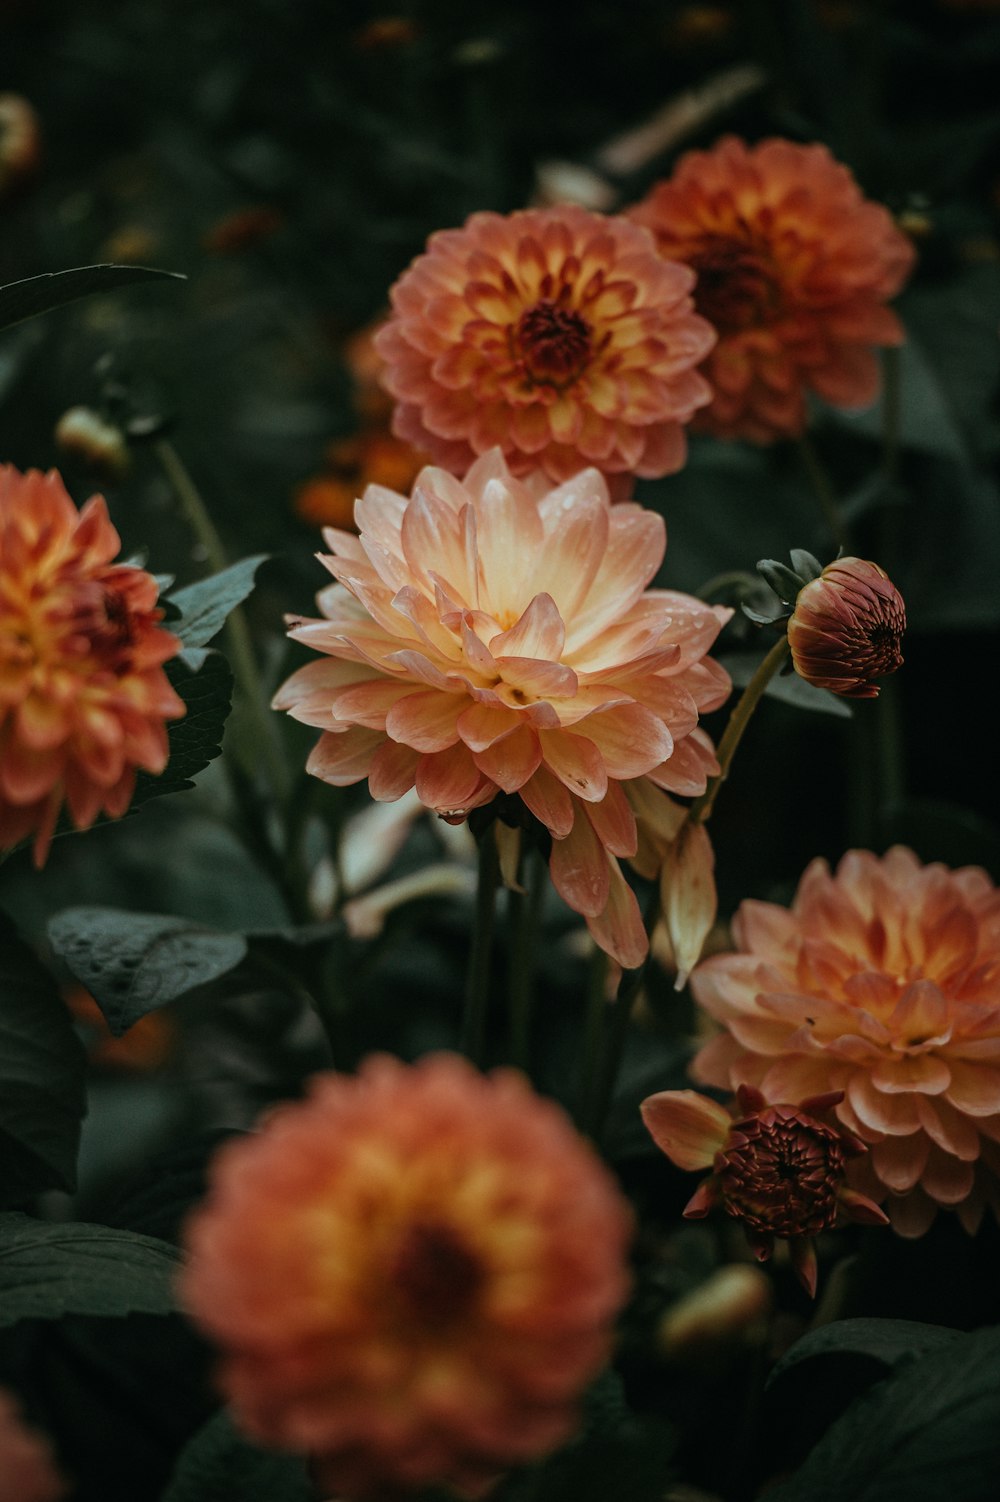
[273,451,731,966]
[181,1053,632,1500]
[0,466,184,865]
[373,204,716,485]
[628,136,916,443]
[691,847,1000,1236]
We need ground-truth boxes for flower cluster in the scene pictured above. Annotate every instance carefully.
[691,847,1000,1236]
[628,136,916,442]
[642,1083,886,1294]
[374,204,716,486]
[273,449,731,965]
[181,1053,632,1499]
[0,466,184,865]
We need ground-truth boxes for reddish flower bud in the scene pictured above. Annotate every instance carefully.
[787,557,905,699]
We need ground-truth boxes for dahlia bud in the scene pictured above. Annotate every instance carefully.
[640,1084,887,1296]
[54,406,131,484]
[787,557,905,699]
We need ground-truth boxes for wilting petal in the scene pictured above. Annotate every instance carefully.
[549,813,611,918]
[640,1090,731,1170]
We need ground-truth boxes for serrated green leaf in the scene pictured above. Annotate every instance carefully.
[0,912,87,1206]
[767,1317,961,1392]
[0,1212,180,1322]
[169,556,270,649]
[162,1410,311,1502]
[765,1325,1000,1502]
[0,264,185,332]
[47,907,247,1035]
[131,649,234,808]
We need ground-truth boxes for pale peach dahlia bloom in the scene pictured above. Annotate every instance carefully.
[374,204,716,485]
[273,451,731,966]
[0,466,184,865]
[628,136,916,443]
[181,1053,632,1500]
[691,847,1000,1236]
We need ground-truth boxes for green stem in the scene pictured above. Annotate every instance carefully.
[796,433,850,554]
[459,830,501,1066]
[690,635,791,825]
[154,438,290,807]
[507,845,546,1071]
[577,942,610,1130]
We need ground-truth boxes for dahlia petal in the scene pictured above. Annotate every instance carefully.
[549,813,611,918]
[329,677,417,729]
[564,509,666,650]
[456,700,520,752]
[489,593,565,661]
[476,478,544,621]
[640,1090,731,1169]
[307,728,384,786]
[921,1148,975,1206]
[472,724,541,793]
[869,1054,951,1096]
[414,743,489,811]
[760,1055,851,1106]
[944,1059,1000,1118]
[579,703,673,780]
[885,1186,938,1239]
[583,782,637,860]
[915,1096,981,1161]
[847,1073,921,1135]
[368,739,421,801]
[887,980,950,1043]
[538,729,608,803]
[646,731,715,797]
[519,764,575,839]
[385,690,463,752]
[871,1133,930,1193]
[584,857,648,969]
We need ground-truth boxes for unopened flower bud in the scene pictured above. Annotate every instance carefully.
[660,818,717,990]
[787,557,905,699]
[657,1264,772,1358]
[54,406,131,484]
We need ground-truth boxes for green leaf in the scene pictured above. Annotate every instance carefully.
[764,1325,1000,1502]
[169,556,270,649]
[131,649,234,809]
[0,263,185,332]
[0,911,87,1206]
[720,653,853,718]
[47,907,248,1035]
[162,1410,311,1502]
[0,1212,180,1322]
[767,1317,962,1391]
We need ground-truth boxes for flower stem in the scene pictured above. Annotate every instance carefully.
[796,432,850,554]
[154,438,290,808]
[507,845,546,1071]
[460,829,501,1066]
[577,942,610,1130]
[585,889,661,1146]
[690,634,791,825]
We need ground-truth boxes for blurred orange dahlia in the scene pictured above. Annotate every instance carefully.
[0,1391,65,1502]
[628,136,916,443]
[691,847,1000,1236]
[181,1053,632,1500]
[273,451,731,966]
[373,204,716,485]
[0,466,184,865]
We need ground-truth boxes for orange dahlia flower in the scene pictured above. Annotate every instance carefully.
[641,1084,886,1296]
[373,204,716,485]
[273,450,731,966]
[691,847,1000,1237]
[181,1053,632,1500]
[0,466,184,865]
[628,136,916,442]
[788,556,905,699]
